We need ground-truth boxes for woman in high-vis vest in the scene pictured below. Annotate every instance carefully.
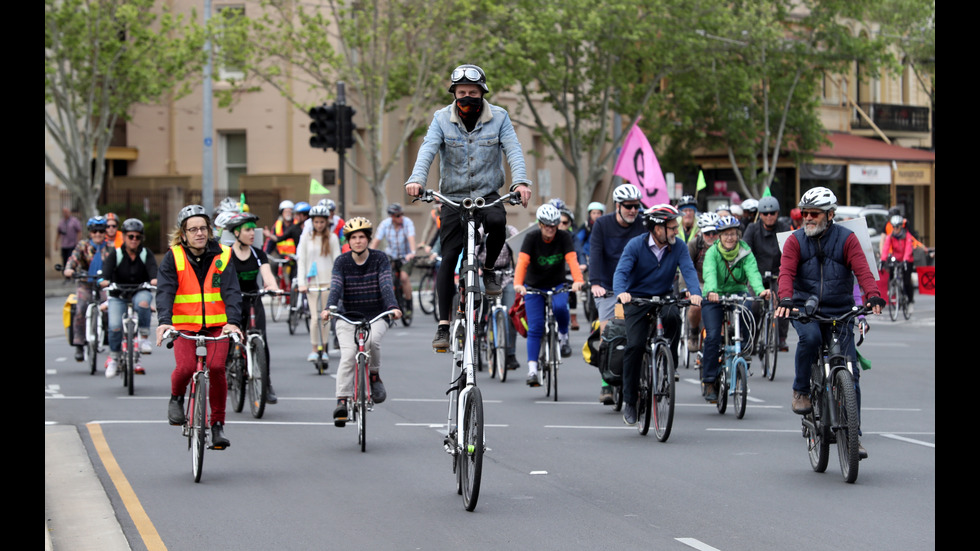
[155,205,243,450]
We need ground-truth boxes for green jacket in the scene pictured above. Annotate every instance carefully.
[702,240,765,296]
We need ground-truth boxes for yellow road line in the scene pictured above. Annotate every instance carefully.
[86,422,167,551]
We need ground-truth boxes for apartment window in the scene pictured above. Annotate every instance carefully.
[216,5,245,82]
[220,132,247,196]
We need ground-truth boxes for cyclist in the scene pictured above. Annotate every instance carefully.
[297,204,341,362]
[881,214,927,309]
[370,203,417,317]
[699,215,770,402]
[323,217,402,426]
[775,187,884,458]
[325,199,344,238]
[740,198,759,227]
[683,212,720,352]
[265,200,296,256]
[743,195,792,351]
[614,204,702,425]
[788,207,803,231]
[99,218,158,377]
[104,213,123,249]
[574,201,605,259]
[403,63,532,350]
[156,204,243,450]
[513,204,585,387]
[222,211,281,404]
[588,183,647,405]
[675,195,699,243]
[63,216,113,362]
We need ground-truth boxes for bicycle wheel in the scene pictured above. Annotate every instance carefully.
[734,359,748,419]
[652,344,676,442]
[459,385,484,511]
[613,384,623,412]
[248,337,270,418]
[303,296,311,334]
[887,278,899,321]
[494,309,508,383]
[228,343,246,413]
[399,292,413,327]
[418,272,435,316]
[638,351,653,436]
[125,322,136,396]
[716,364,728,414]
[87,306,100,375]
[805,410,830,473]
[902,286,912,320]
[762,313,778,381]
[357,357,368,452]
[270,289,285,322]
[550,325,559,401]
[190,377,207,483]
[832,369,860,483]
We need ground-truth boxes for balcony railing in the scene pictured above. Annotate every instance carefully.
[853,103,930,133]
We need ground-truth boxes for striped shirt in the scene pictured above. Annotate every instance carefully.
[327,249,399,319]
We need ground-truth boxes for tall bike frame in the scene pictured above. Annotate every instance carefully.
[885,255,911,321]
[61,268,109,375]
[164,329,239,483]
[328,308,398,452]
[485,269,513,382]
[758,272,779,381]
[105,282,156,396]
[713,295,758,419]
[418,189,520,512]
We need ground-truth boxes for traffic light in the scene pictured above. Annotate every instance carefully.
[339,105,357,149]
[309,104,337,151]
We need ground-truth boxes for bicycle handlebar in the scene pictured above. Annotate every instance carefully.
[241,288,288,298]
[413,189,521,210]
[163,329,240,349]
[788,304,872,325]
[627,295,692,309]
[327,307,399,328]
[524,283,571,296]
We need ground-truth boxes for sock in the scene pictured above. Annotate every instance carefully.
[528,360,538,374]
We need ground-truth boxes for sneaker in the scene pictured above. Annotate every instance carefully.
[266,384,278,404]
[778,340,789,352]
[687,336,700,352]
[599,386,615,405]
[792,391,813,414]
[370,373,387,404]
[333,398,349,427]
[105,357,118,378]
[526,372,540,387]
[623,402,637,425]
[559,334,572,358]
[211,422,230,449]
[168,395,185,425]
[702,381,718,402]
[432,324,451,349]
[505,354,521,371]
[139,337,153,355]
[570,313,580,331]
[75,346,85,362]
[134,363,145,375]
[858,443,869,460]
[482,267,502,296]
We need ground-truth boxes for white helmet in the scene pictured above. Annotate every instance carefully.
[741,198,759,212]
[279,200,295,212]
[535,204,562,226]
[799,186,837,211]
[612,184,642,203]
[697,212,720,232]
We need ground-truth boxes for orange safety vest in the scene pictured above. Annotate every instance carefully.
[274,219,296,255]
[170,244,232,330]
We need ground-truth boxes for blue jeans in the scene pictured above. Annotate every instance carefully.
[792,318,861,415]
[107,290,152,353]
[524,286,569,364]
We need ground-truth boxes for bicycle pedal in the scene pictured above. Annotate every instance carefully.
[334,419,347,428]
[434,347,449,353]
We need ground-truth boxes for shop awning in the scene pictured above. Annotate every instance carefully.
[815,133,935,163]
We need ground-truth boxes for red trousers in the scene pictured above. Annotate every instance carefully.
[170,327,229,424]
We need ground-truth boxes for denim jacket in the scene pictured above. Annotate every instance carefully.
[405,99,532,200]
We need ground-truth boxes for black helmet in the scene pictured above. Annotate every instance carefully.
[121,218,144,234]
[387,203,404,215]
[448,64,488,94]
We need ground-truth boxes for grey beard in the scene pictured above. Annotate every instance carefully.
[803,218,828,237]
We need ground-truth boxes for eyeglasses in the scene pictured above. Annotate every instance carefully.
[559,220,571,226]
[665,224,680,232]
[391,214,402,218]
[451,67,482,83]
[126,234,143,241]
[621,203,641,211]
[90,229,105,234]
[801,210,824,219]
[185,226,209,234]
[106,224,118,229]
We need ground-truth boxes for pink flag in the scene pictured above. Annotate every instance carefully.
[612,122,668,206]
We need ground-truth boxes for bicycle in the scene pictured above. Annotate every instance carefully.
[228,289,284,418]
[525,284,570,401]
[59,266,108,375]
[417,189,520,512]
[287,278,311,335]
[711,295,758,419]
[106,282,156,396]
[164,329,239,483]
[757,271,780,381]
[885,256,912,321]
[269,255,295,322]
[306,285,332,374]
[628,295,690,441]
[389,256,414,327]
[328,307,399,452]
[789,300,871,483]
[415,254,440,322]
[484,269,513,383]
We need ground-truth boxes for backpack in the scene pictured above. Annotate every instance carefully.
[599,319,627,385]
[509,294,528,338]
[582,320,602,367]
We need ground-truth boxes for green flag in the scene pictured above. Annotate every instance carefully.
[310,178,331,195]
[240,192,246,212]
[696,170,706,192]
[762,186,772,197]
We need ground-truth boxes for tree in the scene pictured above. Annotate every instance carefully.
[490,0,714,223]
[222,0,497,221]
[660,0,895,199]
[45,0,206,218]
[874,0,934,146]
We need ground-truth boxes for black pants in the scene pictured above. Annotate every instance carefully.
[436,196,506,323]
[621,300,681,407]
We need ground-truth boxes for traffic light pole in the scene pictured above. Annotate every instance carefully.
[336,82,347,221]
[308,82,356,221]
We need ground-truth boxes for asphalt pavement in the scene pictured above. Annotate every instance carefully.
[43,274,936,550]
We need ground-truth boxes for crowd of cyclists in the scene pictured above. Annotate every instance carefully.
[58,63,927,460]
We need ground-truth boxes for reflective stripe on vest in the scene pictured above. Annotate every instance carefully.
[274,219,296,255]
[170,244,231,329]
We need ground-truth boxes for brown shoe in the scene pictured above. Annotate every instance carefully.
[570,313,580,331]
[792,392,813,414]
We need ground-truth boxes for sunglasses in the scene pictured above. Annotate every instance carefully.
[451,67,482,82]
[126,234,143,241]
[107,224,118,229]
[620,203,641,211]
[90,229,105,234]
[760,211,778,216]
[801,210,825,219]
